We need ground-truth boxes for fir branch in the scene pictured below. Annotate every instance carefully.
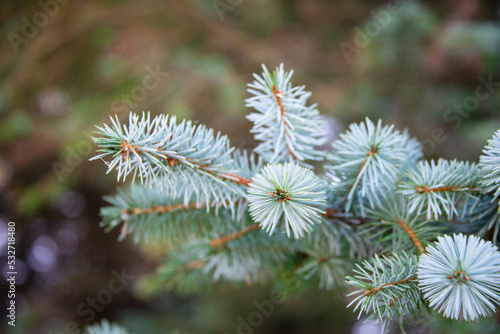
[296,222,350,290]
[346,252,424,331]
[296,254,347,291]
[101,184,249,243]
[98,147,263,243]
[90,112,252,202]
[325,118,422,214]
[363,193,444,255]
[246,64,326,166]
[418,234,500,321]
[160,229,293,290]
[89,65,500,330]
[159,241,216,293]
[399,159,483,220]
[247,163,326,238]
[206,226,294,282]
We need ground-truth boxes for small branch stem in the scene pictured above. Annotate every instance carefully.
[123,200,239,217]
[395,219,425,254]
[209,223,260,247]
[323,208,366,225]
[346,145,377,197]
[364,276,418,297]
[177,260,206,272]
[119,140,253,187]
[221,173,252,186]
[416,185,482,194]
[272,85,299,161]
[124,202,202,215]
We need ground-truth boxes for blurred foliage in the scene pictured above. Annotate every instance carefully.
[0,0,500,333]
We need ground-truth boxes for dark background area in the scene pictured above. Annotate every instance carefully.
[1,0,500,333]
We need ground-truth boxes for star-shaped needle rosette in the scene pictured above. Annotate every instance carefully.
[247,163,326,238]
[417,233,500,321]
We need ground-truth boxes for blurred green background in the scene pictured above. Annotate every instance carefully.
[1,0,500,333]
